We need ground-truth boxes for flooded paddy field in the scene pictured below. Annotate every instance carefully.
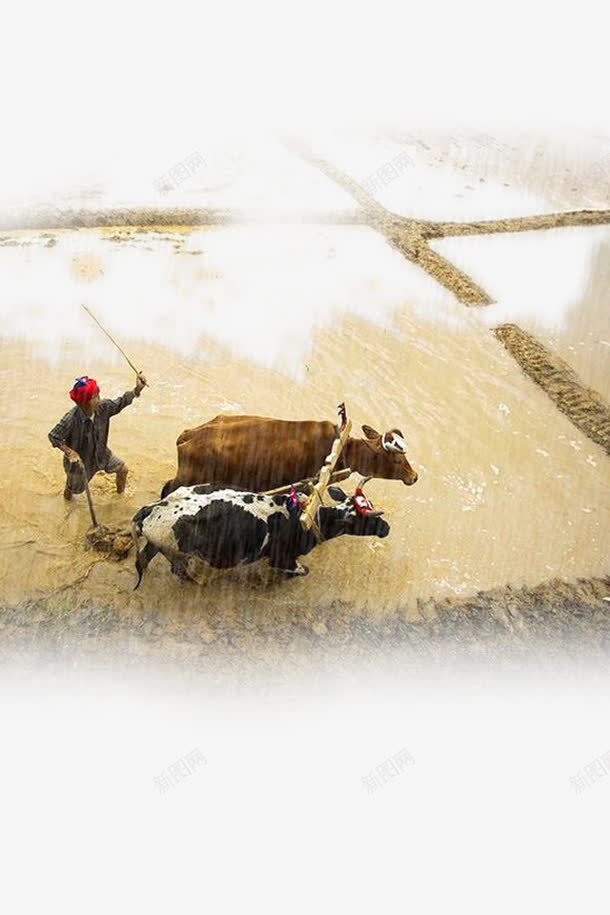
[0,130,608,668]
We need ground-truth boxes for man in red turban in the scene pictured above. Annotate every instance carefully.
[68,376,100,406]
[48,372,147,501]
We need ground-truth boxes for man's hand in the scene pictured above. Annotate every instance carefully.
[63,447,80,464]
[135,372,147,394]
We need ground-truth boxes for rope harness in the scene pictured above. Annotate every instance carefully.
[309,506,324,544]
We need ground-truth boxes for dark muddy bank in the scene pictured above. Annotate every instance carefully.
[494,324,610,454]
[0,208,365,233]
[1,575,608,676]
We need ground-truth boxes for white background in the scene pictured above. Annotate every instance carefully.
[1,0,608,196]
[1,2,609,912]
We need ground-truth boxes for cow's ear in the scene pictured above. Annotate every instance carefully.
[327,486,348,503]
[362,425,380,441]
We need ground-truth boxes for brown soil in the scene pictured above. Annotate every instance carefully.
[1,576,608,676]
[494,324,610,454]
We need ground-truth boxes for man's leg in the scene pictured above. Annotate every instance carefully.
[116,464,129,494]
[63,459,87,501]
[104,452,128,494]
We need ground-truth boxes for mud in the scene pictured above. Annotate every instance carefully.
[1,133,609,672]
[84,524,133,558]
[277,137,610,306]
[494,324,610,454]
[0,208,366,233]
[1,575,608,676]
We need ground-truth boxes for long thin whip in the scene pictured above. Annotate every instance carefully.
[81,303,147,384]
[78,460,99,528]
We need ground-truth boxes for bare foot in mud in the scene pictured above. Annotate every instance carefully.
[63,486,73,501]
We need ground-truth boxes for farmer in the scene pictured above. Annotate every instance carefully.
[48,372,147,501]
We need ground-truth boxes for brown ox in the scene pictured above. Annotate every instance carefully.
[160,414,418,497]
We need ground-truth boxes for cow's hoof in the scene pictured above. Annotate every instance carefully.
[170,560,193,582]
[276,564,309,579]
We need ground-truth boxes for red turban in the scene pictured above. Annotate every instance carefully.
[69,376,99,405]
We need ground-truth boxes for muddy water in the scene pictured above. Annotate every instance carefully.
[431,227,610,401]
[0,255,608,626]
[1,130,609,625]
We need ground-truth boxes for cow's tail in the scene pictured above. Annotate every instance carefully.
[134,551,145,591]
[132,520,160,591]
[131,520,144,589]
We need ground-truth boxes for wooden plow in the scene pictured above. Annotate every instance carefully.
[299,403,352,540]
[263,467,352,498]
[261,403,355,538]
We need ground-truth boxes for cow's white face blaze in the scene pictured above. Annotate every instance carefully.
[381,430,407,453]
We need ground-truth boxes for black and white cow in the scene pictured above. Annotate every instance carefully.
[131,483,390,588]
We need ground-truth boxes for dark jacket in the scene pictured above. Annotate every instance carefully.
[48,389,140,475]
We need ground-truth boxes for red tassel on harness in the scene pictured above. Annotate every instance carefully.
[286,485,300,514]
[353,487,374,515]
